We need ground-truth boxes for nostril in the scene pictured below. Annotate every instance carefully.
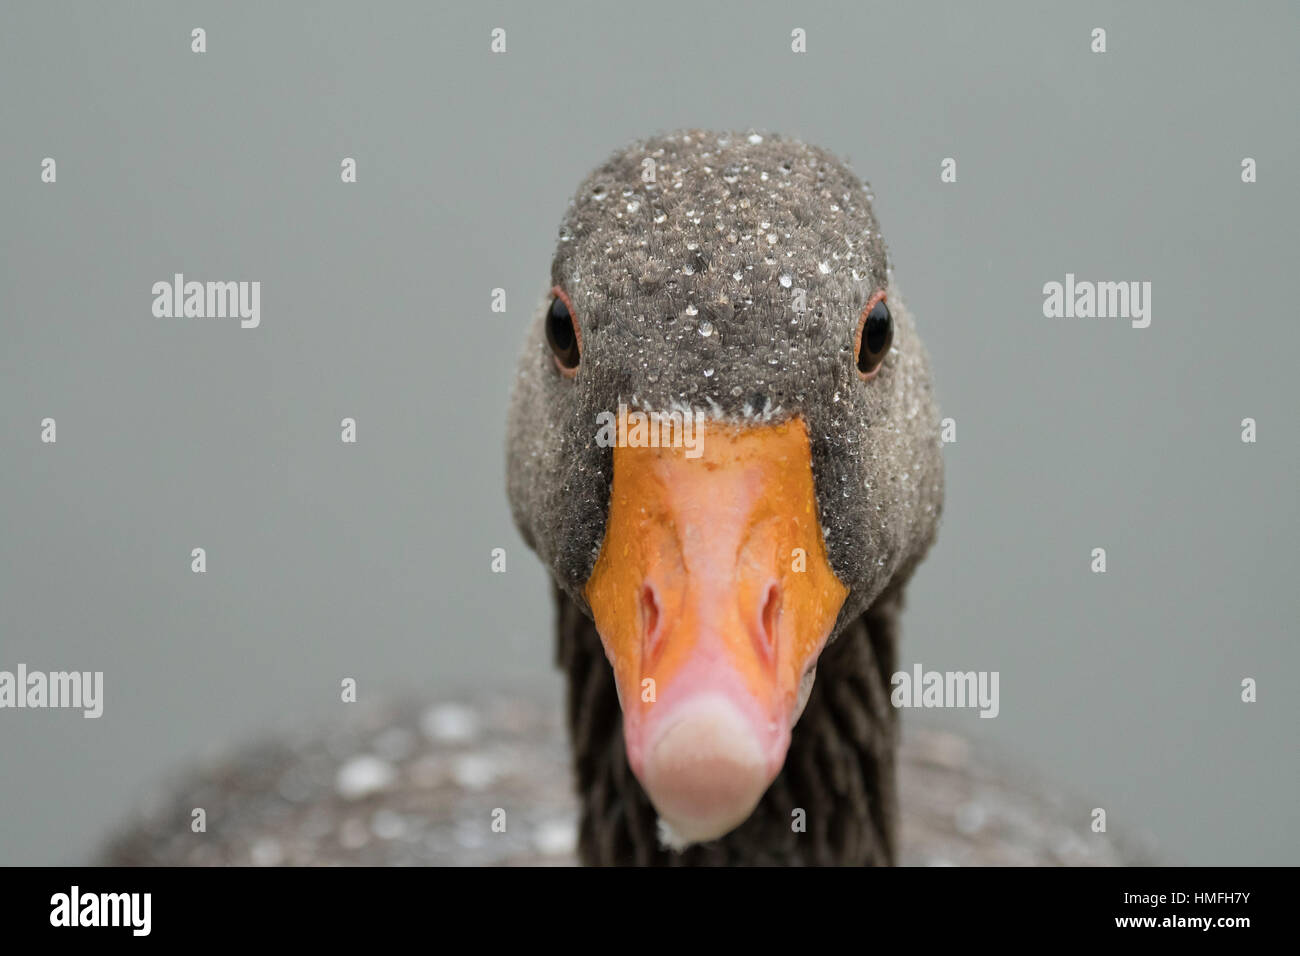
[641,584,662,657]
[756,582,781,664]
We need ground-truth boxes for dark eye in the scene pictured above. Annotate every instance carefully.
[855,294,893,379]
[546,287,581,375]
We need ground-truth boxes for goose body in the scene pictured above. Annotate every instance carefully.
[103,693,1144,866]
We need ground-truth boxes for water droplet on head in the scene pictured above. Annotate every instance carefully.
[779,273,792,288]
[698,320,714,337]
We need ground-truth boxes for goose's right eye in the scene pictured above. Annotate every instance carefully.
[546,288,581,376]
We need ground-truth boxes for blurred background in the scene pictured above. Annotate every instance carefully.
[1,0,1297,865]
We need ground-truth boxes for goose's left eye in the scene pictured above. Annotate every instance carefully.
[855,294,893,379]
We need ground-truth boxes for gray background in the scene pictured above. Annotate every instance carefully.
[2,0,1296,865]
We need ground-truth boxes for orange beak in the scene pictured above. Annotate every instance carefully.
[584,416,848,843]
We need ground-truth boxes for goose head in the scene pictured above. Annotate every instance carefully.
[507,130,943,847]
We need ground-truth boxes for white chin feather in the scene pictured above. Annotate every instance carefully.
[793,666,817,725]
[656,817,696,851]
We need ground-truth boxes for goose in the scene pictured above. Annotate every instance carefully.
[102,131,1150,868]
[507,129,944,864]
